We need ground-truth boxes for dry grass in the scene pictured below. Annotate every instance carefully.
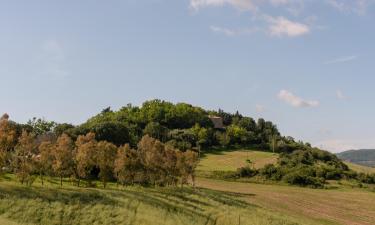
[198,149,278,172]
[197,177,375,225]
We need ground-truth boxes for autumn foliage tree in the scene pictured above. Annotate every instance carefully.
[75,132,98,186]
[12,131,37,185]
[0,114,17,174]
[114,144,139,186]
[37,141,54,185]
[97,141,117,188]
[53,134,75,186]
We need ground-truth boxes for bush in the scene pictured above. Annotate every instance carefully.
[283,171,325,188]
[259,164,283,180]
[237,166,257,178]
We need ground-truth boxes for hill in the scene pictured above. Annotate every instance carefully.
[337,149,375,167]
[345,161,375,174]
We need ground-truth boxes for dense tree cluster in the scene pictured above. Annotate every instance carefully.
[0,115,198,187]
[237,148,375,188]
[48,100,287,152]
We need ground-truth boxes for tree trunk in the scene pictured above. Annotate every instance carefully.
[40,172,44,186]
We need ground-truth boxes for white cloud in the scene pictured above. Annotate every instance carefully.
[190,0,257,12]
[327,0,373,15]
[255,104,266,113]
[267,16,310,37]
[325,55,358,65]
[210,25,259,36]
[277,90,319,108]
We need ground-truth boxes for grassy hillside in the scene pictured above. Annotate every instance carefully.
[337,150,375,167]
[198,149,278,172]
[0,175,313,225]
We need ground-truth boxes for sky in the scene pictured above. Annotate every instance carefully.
[1,0,375,152]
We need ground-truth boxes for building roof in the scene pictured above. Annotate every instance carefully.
[209,116,224,129]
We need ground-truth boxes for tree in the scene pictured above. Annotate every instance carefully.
[226,125,248,145]
[37,141,54,185]
[0,114,17,174]
[114,144,139,185]
[143,122,168,142]
[53,134,75,186]
[191,124,209,147]
[91,121,130,146]
[75,132,98,186]
[13,131,37,185]
[53,123,75,137]
[27,117,56,136]
[177,150,198,187]
[97,141,117,188]
[137,135,166,185]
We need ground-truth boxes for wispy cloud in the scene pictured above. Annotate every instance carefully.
[266,16,310,37]
[190,0,258,12]
[327,0,374,15]
[210,26,259,36]
[278,90,319,108]
[325,55,358,65]
[192,1,312,38]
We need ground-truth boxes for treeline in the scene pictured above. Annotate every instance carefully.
[237,148,375,188]
[0,114,198,187]
[21,100,310,154]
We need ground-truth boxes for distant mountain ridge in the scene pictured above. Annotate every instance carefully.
[337,149,375,167]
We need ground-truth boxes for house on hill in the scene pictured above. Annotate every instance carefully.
[208,115,224,129]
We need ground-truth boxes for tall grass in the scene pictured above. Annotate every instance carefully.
[0,175,302,225]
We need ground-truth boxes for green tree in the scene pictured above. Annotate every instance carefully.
[143,122,168,142]
[27,117,56,136]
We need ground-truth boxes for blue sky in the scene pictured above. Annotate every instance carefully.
[1,0,375,152]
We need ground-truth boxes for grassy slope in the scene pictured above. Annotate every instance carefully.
[197,178,375,225]
[198,149,278,172]
[0,175,308,225]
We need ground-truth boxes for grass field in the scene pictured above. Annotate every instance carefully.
[197,178,375,225]
[198,149,278,172]
[0,175,314,225]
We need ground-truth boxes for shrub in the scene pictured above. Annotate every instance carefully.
[237,166,257,178]
[283,171,325,188]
